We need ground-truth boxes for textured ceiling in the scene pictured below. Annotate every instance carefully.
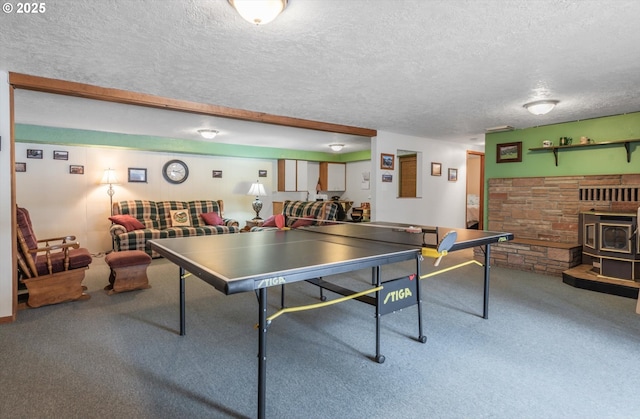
[3,0,640,152]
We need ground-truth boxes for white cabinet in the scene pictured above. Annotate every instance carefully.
[277,159,308,192]
[319,162,346,191]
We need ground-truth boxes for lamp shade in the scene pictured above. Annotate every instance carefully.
[247,182,267,196]
[100,168,119,184]
[229,0,288,25]
[523,100,559,115]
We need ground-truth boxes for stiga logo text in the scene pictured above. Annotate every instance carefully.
[257,277,286,288]
[383,288,413,305]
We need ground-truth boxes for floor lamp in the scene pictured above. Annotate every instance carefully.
[101,168,119,250]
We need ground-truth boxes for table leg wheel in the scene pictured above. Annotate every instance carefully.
[375,354,385,364]
[418,335,427,344]
[320,296,327,302]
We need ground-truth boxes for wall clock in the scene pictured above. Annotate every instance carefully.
[162,159,189,184]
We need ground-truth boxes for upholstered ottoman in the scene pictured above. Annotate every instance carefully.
[104,250,152,295]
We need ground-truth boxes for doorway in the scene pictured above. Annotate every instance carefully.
[466,151,484,229]
[399,154,417,197]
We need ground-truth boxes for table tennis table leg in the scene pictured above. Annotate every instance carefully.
[373,266,385,364]
[257,287,268,419]
[415,256,427,343]
[180,267,186,336]
[483,244,491,319]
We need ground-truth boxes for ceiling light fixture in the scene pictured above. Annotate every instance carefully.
[485,125,514,133]
[228,0,288,25]
[523,100,559,116]
[198,129,219,139]
[329,144,344,152]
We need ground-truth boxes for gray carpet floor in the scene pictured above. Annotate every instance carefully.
[1,248,639,419]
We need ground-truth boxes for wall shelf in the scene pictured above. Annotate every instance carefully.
[528,138,640,166]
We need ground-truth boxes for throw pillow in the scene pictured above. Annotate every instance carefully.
[109,214,145,232]
[274,214,286,229]
[291,216,315,228]
[261,215,277,227]
[201,211,224,226]
[170,209,191,227]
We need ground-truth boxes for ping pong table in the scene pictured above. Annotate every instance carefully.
[149,222,513,419]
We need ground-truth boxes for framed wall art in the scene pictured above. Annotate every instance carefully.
[258,170,267,177]
[448,168,458,182]
[15,162,26,172]
[496,141,522,163]
[212,170,223,178]
[128,168,147,183]
[431,162,442,176]
[380,153,395,170]
[69,165,84,174]
[27,149,43,159]
[53,150,69,160]
[382,174,393,183]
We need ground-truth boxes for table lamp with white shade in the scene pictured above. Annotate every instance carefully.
[247,181,267,220]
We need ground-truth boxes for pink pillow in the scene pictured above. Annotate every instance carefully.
[201,212,224,226]
[292,216,315,228]
[275,214,285,229]
[109,215,145,232]
[262,215,277,227]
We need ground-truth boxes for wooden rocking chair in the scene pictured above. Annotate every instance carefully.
[16,206,92,308]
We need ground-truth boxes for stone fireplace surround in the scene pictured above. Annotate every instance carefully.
[474,174,640,277]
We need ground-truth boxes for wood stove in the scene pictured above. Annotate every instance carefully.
[579,211,639,281]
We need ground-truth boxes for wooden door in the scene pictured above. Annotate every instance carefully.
[399,155,416,197]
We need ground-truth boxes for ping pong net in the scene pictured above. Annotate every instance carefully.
[300,222,458,267]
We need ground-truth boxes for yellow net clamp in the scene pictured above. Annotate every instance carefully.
[420,260,483,280]
[254,285,384,329]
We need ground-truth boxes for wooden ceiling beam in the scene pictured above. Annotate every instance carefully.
[9,72,377,138]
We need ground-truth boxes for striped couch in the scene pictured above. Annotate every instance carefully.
[110,200,239,257]
[251,200,340,231]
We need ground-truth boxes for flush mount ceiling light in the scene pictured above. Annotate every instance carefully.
[329,144,344,152]
[198,129,219,139]
[523,100,559,115]
[228,0,288,25]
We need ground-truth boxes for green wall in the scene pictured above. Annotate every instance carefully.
[484,112,640,227]
[14,124,371,163]
[485,112,640,179]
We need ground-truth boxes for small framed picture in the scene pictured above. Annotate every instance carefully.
[27,149,43,159]
[258,170,267,177]
[212,170,223,178]
[380,153,395,170]
[448,168,458,182]
[128,168,147,183]
[431,162,442,176]
[15,162,26,172]
[382,174,393,182]
[496,141,522,163]
[53,150,69,160]
[69,165,84,174]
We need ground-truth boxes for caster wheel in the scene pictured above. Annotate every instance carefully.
[376,354,385,364]
[418,335,427,344]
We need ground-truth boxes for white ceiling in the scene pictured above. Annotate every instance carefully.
[3,0,640,152]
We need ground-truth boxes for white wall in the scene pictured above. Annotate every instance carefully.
[0,71,13,319]
[371,130,475,228]
[14,142,374,253]
[15,142,279,253]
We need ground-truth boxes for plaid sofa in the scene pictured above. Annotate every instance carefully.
[251,200,339,231]
[110,200,239,257]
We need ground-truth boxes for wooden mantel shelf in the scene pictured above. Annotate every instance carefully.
[528,138,640,166]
